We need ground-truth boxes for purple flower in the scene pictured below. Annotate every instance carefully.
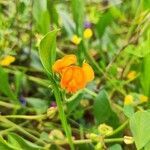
[84,21,92,28]
[19,95,26,106]
[50,101,57,107]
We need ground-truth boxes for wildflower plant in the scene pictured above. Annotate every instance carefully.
[39,29,95,149]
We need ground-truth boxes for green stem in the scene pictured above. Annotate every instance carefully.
[104,138,124,143]
[84,88,97,97]
[55,137,124,145]
[112,103,123,112]
[73,139,91,144]
[0,116,46,145]
[65,90,82,102]
[49,76,74,150]
[0,121,29,135]
[2,114,47,120]
[107,120,129,137]
[5,68,50,88]
[84,45,104,75]
[84,88,125,113]
[0,101,20,109]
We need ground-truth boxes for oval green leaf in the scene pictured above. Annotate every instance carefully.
[39,30,58,74]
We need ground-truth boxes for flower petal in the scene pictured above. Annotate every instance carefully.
[52,54,77,73]
[82,62,94,82]
[60,66,86,93]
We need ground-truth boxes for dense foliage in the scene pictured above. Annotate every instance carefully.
[0,0,150,150]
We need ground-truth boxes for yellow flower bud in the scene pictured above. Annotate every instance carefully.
[124,136,134,145]
[86,133,99,141]
[139,95,148,103]
[98,124,113,136]
[80,99,90,107]
[127,71,137,80]
[0,55,15,66]
[37,123,44,131]
[49,129,65,140]
[83,28,93,39]
[71,35,81,45]
[47,107,57,119]
[124,95,134,105]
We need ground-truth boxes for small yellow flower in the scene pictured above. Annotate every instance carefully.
[80,99,90,108]
[47,107,57,119]
[127,71,137,80]
[83,28,93,39]
[124,136,134,145]
[49,129,65,140]
[86,133,99,141]
[0,55,15,66]
[71,35,81,45]
[139,95,148,103]
[124,95,134,105]
[98,123,113,136]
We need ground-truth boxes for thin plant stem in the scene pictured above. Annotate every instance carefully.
[106,120,129,137]
[0,116,46,145]
[0,121,29,135]
[0,101,20,109]
[2,114,47,120]
[49,75,75,150]
[54,137,124,145]
[84,88,97,97]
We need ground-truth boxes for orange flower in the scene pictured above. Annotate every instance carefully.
[53,55,94,93]
[52,54,77,74]
[61,66,86,93]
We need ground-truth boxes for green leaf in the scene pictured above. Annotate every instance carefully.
[142,0,150,10]
[0,142,12,150]
[0,67,18,103]
[67,92,83,115]
[7,133,44,150]
[40,132,50,142]
[145,141,150,150]
[47,0,59,26]
[129,111,150,150]
[106,111,120,129]
[125,41,150,58]
[93,90,112,124]
[125,31,150,58]
[33,0,50,34]
[57,5,75,36]
[123,105,134,118]
[140,54,150,97]
[26,97,50,114]
[0,136,17,150]
[39,30,58,74]
[71,0,84,35]
[93,90,119,128]
[96,11,112,38]
[7,134,22,149]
